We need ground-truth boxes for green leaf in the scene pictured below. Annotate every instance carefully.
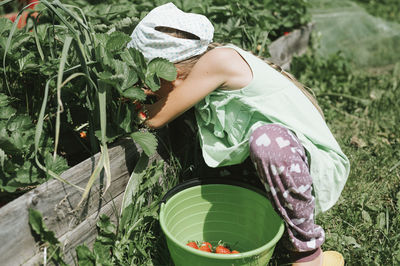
[395,248,400,262]
[147,58,177,81]
[361,210,372,224]
[141,160,164,189]
[43,152,69,178]
[7,115,33,132]
[117,104,135,133]
[29,208,45,236]
[120,49,136,68]
[0,18,13,35]
[1,182,19,192]
[106,31,131,52]
[10,33,31,51]
[121,66,138,91]
[119,202,135,233]
[97,214,116,236]
[0,93,10,107]
[95,235,115,245]
[94,33,109,46]
[121,87,146,101]
[10,131,26,150]
[94,127,120,143]
[127,47,146,71]
[15,161,39,184]
[96,71,114,82]
[130,131,158,157]
[92,241,113,265]
[28,208,59,245]
[0,106,16,119]
[144,73,160,91]
[76,245,95,266]
[95,45,114,68]
[144,58,177,91]
[376,212,386,230]
[113,60,138,91]
[0,133,20,154]
[120,153,149,213]
[342,235,361,248]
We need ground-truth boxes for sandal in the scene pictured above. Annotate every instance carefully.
[322,251,345,266]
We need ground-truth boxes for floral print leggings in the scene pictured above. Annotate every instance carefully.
[249,123,325,257]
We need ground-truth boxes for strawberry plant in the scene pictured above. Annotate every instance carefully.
[1,0,177,201]
[0,93,68,194]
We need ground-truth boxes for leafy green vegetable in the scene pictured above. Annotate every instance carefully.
[29,208,68,265]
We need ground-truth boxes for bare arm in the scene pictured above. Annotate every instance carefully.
[144,49,231,129]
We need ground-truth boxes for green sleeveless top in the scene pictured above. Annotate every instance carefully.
[194,44,350,214]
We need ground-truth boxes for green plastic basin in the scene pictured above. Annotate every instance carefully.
[159,179,285,266]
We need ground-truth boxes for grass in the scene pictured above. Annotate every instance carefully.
[309,1,400,264]
[317,72,400,265]
[267,35,400,266]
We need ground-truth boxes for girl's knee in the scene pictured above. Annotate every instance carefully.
[249,123,305,163]
[249,124,283,160]
[250,124,292,151]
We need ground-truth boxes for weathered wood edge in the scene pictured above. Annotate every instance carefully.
[24,193,125,265]
[0,138,164,266]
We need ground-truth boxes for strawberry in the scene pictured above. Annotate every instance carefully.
[202,242,212,250]
[138,111,147,121]
[199,245,211,252]
[199,242,212,252]
[215,245,231,254]
[133,101,142,110]
[186,241,198,249]
[231,250,240,254]
[79,131,87,139]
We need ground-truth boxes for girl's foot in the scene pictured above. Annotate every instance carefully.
[292,249,323,266]
[292,250,344,266]
[322,251,345,266]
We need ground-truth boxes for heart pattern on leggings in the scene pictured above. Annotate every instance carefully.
[289,163,301,173]
[256,133,271,147]
[271,165,285,175]
[276,137,290,148]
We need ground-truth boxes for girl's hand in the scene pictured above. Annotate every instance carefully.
[142,87,160,99]
[142,78,174,100]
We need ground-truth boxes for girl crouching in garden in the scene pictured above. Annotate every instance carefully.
[128,3,350,265]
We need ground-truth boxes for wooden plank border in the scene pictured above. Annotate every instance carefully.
[0,138,164,266]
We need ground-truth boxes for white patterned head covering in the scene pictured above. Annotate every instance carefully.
[127,2,214,63]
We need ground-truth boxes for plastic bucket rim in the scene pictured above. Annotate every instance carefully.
[160,178,268,205]
[159,183,285,260]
